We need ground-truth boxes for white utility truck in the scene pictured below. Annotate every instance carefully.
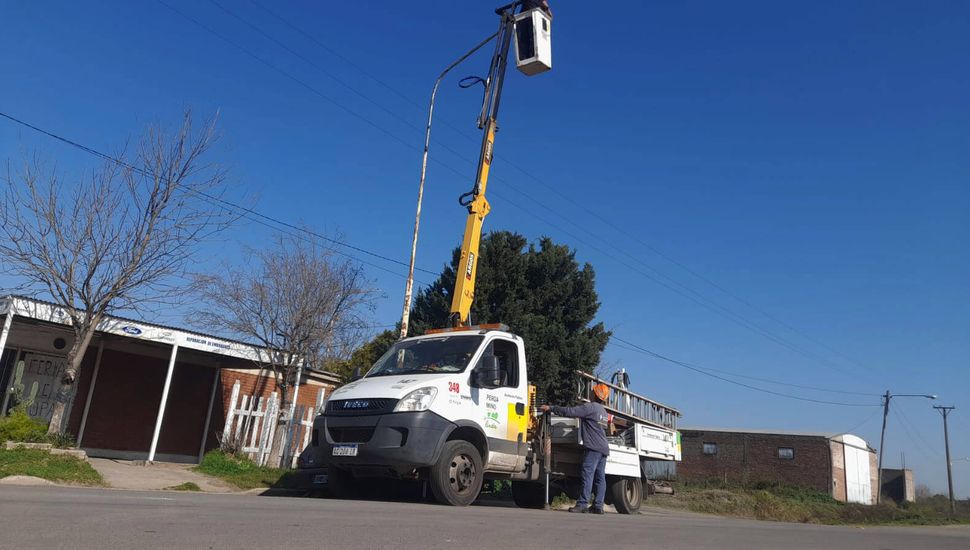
[297,325,681,513]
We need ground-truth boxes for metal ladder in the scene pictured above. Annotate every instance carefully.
[575,371,680,430]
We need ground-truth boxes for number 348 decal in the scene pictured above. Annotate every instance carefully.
[448,382,460,394]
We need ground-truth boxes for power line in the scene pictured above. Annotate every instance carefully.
[610,335,879,407]
[607,337,876,397]
[245,0,492,151]
[0,112,901,410]
[843,408,881,435]
[207,0,425,138]
[0,110,435,286]
[894,405,944,459]
[234,0,878,383]
[503,160,880,378]
[492,191,875,386]
[172,0,880,390]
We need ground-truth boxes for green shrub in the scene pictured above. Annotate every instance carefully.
[0,410,48,443]
[45,432,77,449]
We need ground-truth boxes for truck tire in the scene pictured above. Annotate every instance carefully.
[511,481,548,509]
[608,476,642,514]
[327,467,356,500]
[429,440,483,506]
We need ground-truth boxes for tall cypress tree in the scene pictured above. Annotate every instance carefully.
[407,231,611,404]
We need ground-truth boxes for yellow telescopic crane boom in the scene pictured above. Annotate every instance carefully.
[449,115,498,327]
[449,1,551,327]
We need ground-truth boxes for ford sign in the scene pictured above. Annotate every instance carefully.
[344,400,370,409]
[121,326,142,336]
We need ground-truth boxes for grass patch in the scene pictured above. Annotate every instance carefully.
[166,481,202,491]
[0,448,103,485]
[551,493,573,508]
[645,481,970,525]
[195,450,298,490]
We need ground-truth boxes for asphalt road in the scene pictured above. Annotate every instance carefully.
[2,486,968,550]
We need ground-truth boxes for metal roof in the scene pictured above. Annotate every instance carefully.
[0,295,341,383]
[681,426,845,439]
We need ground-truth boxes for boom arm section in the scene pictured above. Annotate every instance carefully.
[448,6,517,327]
[449,118,497,326]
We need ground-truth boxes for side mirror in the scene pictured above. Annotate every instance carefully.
[349,366,363,382]
[473,356,502,389]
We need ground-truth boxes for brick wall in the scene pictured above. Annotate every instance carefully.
[830,440,847,502]
[870,453,879,503]
[217,368,332,414]
[679,430,833,494]
[199,368,334,454]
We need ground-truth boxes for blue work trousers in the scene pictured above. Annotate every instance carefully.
[577,449,607,509]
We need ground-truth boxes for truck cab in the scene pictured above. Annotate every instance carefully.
[301,326,531,505]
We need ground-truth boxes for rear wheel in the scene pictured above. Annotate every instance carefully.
[429,440,484,506]
[608,476,643,514]
[511,481,548,509]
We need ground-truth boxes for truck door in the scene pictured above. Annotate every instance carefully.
[471,337,528,471]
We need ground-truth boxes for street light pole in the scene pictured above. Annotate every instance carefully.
[876,390,937,504]
[398,32,498,340]
[933,405,956,515]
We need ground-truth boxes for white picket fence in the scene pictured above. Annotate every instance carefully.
[222,380,325,468]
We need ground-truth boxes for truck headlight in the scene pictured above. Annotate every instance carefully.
[394,387,437,412]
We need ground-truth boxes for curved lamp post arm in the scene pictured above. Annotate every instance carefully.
[399,31,499,339]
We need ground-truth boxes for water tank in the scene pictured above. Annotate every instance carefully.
[513,8,552,76]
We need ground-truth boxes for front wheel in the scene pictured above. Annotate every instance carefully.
[608,476,643,514]
[429,440,484,506]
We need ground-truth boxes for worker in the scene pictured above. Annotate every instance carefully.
[540,383,611,514]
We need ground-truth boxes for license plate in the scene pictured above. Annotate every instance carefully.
[313,474,328,484]
[332,444,358,457]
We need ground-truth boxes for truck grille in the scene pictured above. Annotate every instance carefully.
[328,427,375,443]
[325,398,397,415]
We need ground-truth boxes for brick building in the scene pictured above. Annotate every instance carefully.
[881,468,916,503]
[678,427,878,504]
[0,295,339,465]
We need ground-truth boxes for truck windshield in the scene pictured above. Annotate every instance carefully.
[366,335,484,377]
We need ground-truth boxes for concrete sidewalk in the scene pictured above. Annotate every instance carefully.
[89,458,236,493]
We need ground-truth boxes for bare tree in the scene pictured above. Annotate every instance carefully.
[0,111,232,434]
[193,233,378,466]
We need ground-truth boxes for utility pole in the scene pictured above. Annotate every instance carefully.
[876,390,937,504]
[933,405,956,515]
[877,390,890,504]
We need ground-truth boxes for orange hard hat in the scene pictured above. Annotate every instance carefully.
[593,383,610,402]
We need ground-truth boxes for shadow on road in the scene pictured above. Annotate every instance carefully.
[254,473,517,508]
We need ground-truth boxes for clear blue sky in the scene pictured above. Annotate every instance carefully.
[2,1,968,497]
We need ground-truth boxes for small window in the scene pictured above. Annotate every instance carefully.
[702,442,717,455]
[778,447,795,460]
[482,339,519,388]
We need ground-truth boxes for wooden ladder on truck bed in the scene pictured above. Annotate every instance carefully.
[575,371,680,431]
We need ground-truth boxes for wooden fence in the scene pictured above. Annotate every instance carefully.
[222,380,325,468]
